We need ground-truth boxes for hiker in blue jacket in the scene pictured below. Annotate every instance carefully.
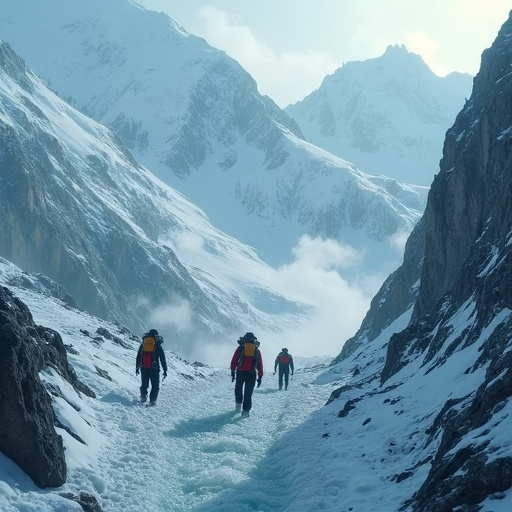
[273,348,294,390]
[136,329,167,405]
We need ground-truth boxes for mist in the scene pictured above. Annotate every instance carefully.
[271,235,387,359]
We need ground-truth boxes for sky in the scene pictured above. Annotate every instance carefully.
[135,0,511,107]
[2,263,511,511]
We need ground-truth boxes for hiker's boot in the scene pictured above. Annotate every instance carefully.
[149,401,156,406]
[235,403,242,413]
[241,410,250,418]
[141,395,147,403]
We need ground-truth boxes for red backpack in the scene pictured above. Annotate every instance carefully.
[279,353,290,364]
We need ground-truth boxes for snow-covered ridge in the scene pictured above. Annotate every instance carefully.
[285,44,473,186]
[0,0,427,277]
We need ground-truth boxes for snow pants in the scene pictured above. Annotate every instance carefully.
[234,370,257,412]
[278,365,290,389]
[140,367,160,402]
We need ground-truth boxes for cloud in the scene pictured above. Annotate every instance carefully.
[174,231,204,253]
[135,296,194,337]
[387,228,411,256]
[273,235,384,358]
[196,6,336,107]
[138,298,237,366]
[148,300,194,333]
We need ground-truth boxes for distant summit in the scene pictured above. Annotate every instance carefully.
[377,43,429,68]
[286,45,473,185]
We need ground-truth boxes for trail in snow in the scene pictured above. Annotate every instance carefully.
[96,361,330,512]
[0,281,333,512]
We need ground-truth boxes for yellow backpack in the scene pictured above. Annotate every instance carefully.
[141,336,156,368]
[237,341,258,371]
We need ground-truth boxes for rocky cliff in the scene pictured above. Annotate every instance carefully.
[0,285,94,488]
[331,11,512,510]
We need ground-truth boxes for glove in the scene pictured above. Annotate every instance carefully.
[163,372,167,379]
[231,370,236,382]
[273,371,276,375]
[257,378,262,388]
[135,368,139,375]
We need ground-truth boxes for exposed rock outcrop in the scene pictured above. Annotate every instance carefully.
[61,491,104,512]
[0,285,93,487]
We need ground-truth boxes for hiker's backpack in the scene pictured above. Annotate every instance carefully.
[279,353,291,364]
[141,335,157,368]
[237,341,259,372]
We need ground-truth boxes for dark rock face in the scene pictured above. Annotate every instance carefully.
[335,11,512,511]
[0,286,93,487]
[413,13,512,322]
[388,12,512,511]
[61,492,104,512]
[333,217,425,362]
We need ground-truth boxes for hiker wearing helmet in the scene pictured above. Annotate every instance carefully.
[273,348,294,390]
[230,332,263,417]
[136,328,167,406]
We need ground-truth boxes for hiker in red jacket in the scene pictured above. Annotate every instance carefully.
[230,332,263,417]
[273,348,294,390]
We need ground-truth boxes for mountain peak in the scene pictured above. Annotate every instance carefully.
[384,43,409,54]
[377,43,429,72]
[286,43,472,185]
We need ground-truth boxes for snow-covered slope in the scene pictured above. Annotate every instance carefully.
[286,45,473,186]
[0,39,308,363]
[0,0,427,275]
[1,253,511,511]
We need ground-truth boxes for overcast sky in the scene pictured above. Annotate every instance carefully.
[136,0,511,107]
[136,0,512,107]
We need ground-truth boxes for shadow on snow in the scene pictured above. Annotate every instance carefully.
[165,411,242,437]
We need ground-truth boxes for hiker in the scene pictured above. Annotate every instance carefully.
[230,332,263,417]
[135,328,167,405]
[273,347,294,390]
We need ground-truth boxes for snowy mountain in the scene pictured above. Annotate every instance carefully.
[0,38,309,363]
[0,0,427,275]
[2,4,512,510]
[285,45,473,186]
[1,10,512,508]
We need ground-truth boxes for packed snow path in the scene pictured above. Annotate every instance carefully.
[96,362,329,512]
